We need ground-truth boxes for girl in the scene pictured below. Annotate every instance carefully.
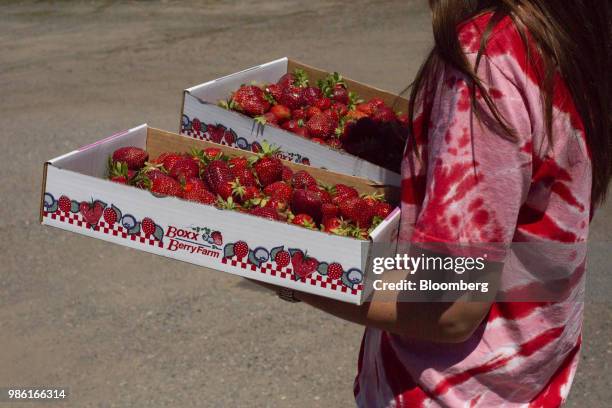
[259,1,610,406]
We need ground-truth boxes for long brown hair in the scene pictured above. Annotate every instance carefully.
[409,0,611,205]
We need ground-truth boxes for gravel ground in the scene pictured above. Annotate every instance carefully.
[0,1,609,407]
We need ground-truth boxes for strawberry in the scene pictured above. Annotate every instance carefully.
[291,189,323,223]
[294,126,310,138]
[357,101,376,116]
[278,85,304,110]
[324,108,339,122]
[281,165,294,182]
[211,231,223,245]
[291,107,306,120]
[149,173,183,197]
[281,119,303,133]
[306,106,323,119]
[231,180,259,203]
[203,159,233,193]
[332,184,359,205]
[217,180,234,200]
[276,73,295,90]
[255,112,278,126]
[345,109,368,121]
[264,197,288,212]
[321,202,339,220]
[339,197,374,228]
[224,129,237,145]
[291,251,318,279]
[369,97,386,108]
[372,106,397,123]
[327,138,343,149]
[141,217,156,236]
[58,195,72,212]
[79,201,104,226]
[231,85,270,116]
[103,207,118,225]
[207,125,225,143]
[327,262,344,280]
[307,184,332,203]
[277,68,308,89]
[202,147,223,160]
[291,170,317,189]
[292,213,316,229]
[191,118,202,133]
[250,206,280,221]
[330,101,348,117]
[301,86,323,105]
[306,113,337,139]
[314,97,332,110]
[250,142,283,187]
[374,201,393,219]
[264,181,293,202]
[322,217,347,235]
[108,159,134,185]
[270,104,291,121]
[331,84,349,104]
[183,178,216,205]
[234,241,249,259]
[155,152,183,173]
[112,146,148,170]
[265,83,282,102]
[229,156,248,170]
[232,166,257,187]
[169,157,199,181]
[134,167,165,189]
[274,250,291,268]
[311,138,325,144]
[398,113,409,126]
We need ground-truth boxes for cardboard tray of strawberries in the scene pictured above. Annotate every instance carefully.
[40,125,401,304]
[180,57,408,187]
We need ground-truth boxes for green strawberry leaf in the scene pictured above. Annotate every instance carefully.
[48,201,58,213]
[111,204,122,221]
[224,243,235,258]
[317,262,329,276]
[128,222,141,235]
[270,246,284,260]
[153,225,164,243]
[70,200,80,213]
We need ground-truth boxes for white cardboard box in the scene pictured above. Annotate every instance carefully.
[180,57,407,187]
[40,125,400,304]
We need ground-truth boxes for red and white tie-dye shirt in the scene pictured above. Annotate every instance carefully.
[355,13,590,407]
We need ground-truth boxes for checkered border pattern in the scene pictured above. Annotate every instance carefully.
[43,210,163,248]
[181,128,234,146]
[221,257,362,295]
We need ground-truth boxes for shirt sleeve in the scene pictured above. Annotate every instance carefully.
[410,55,533,261]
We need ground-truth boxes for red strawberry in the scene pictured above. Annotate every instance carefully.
[250,206,280,221]
[264,181,293,202]
[372,106,397,122]
[103,207,118,225]
[331,85,349,104]
[169,157,199,181]
[274,250,291,268]
[203,159,233,193]
[202,148,224,160]
[322,217,346,235]
[398,113,409,126]
[327,262,344,280]
[327,138,343,149]
[345,109,368,121]
[330,102,348,117]
[311,138,325,144]
[232,85,270,116]
[264,197,288,212]
[306,106,322,119]
[232,166,257,187]
[229,156,248,170]
[223,129,236,145]
[141,217,156,236]
[369,97,386,108]
[112,146,148,170]
[301,86,323,105]
[374,201,393,219]
[211,231,223,245]
[281,119,302,133]
[332,184,359,205]
[270,104,291,121]
[277,73,296,90]
[292,213,316,229]
[58,195,72,212]
[150,173,183,197]
[279,85,304,110]
[306,113,337,139]
[357,101,376,115]
[294,127,310,138]
[207,125,225,143]
[256,111,278,126]
[321,202,339,220]
[266,83,283,102]
[217,180,234,200]
[281,166,294,182]
[252,143,283,187]
[307,184,332,203]
[234,241,249,259]
[291,189,323,223]
[183,178,216,205]
[79,201,104,226]
[291,251,318,279]
[314,97,332,110]
[291,107,306,120]
[339,197,374,228]
[291,170,316,189]
[277,68,308,89]
[156,152,183,173]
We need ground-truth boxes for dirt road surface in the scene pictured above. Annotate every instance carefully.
[1,1,610,407]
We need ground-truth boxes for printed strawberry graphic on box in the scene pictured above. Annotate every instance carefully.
[290,249,318,280]
[79,200,106,228]
[103,205,121,225]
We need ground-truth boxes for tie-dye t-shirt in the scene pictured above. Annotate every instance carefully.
[355,12,590,407]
